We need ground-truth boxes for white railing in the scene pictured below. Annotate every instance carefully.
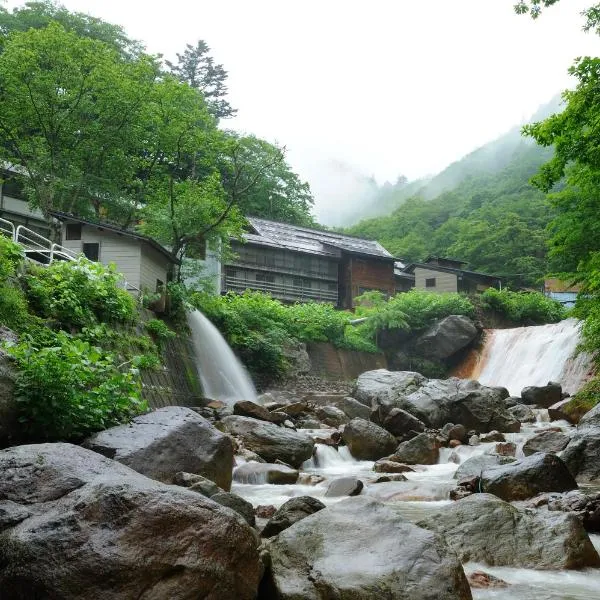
[0,217,15,240]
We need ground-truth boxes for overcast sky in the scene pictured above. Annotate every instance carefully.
[6,0,599,222]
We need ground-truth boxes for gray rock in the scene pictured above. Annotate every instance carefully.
[0,327,18,448]
[340,396,371,419]
[373,460,415,473]
[342,418,398,460]
[324,476,364,497]
[83,406,234,490]
[579,402,600,429]
[233,461,298,485]
[481,452,578,501]
[263,496,472,600]
[480,431,505,443]
[221,415,314,468]
[508,403,536,423]
[172,471,222,497]
[521,383,563,408]
[282,341,311,376]
[353,369,427,410]
[522,429,571,456]
[0,443,260,599]
[418,493,600,569]
[233,400,284,424]
[315,405,349,427]
[548,398,577,424]
[261,496,326,538]
[548,490,600,533]
[382,407,426,439]
[561,428,600,483]
[392,432,440,465]
[211,492,256,527]
[413,315,479,360]
[403,378,520,433]
[454,454,517,480]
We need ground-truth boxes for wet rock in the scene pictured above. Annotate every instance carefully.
[264,496,472,600]
[508,403,536,423]
[561,428,600,483]
[446,423,468,443]
[0,443,260,599]
[495,442,517,457]
[382,407,426,440]
[454,454,516,480]
[83,406,234,490]
[413,315,479,360]
[211,492,256,527]
[340,396,371,420]
[579,402,600,429]
[313,430,342,448]
[371,474,408,483]
[449,439,462,448]
[480,431,505,443]
[275,401,308,417]
[261,496,325,538]
[522,429,571,456]
[373,460,415,473]
[315,405,348,427]
[403,378,520,433]
[342,418,398,460]
[353,369,427,410]
[221,415,314,468]
[391,432,440,465]
[172,471,222,497]
[256,504,277,519]
[503,396,520,408]
[481,452,578,501]
[297,473,325,485]
[233,400,280,423]
[521,383,562,408]
[467,571,508,589]
[468,434,480,446]
[548,490,600,533]
[233,462,299,485]
[548,398,578,424]
[418,493,600,569]
[324,476,364,497]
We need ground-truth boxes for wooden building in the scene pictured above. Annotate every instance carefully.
[223,217,396,309]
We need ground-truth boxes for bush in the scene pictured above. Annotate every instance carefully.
[145,318,176,345]
[0,283,29,331]
[479,288,566,325]
[0,236,23,281]
[561,377,600,422]
[7,333,147,441]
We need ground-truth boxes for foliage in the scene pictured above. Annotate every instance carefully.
[7,332,146,441]
[145,318,176,343]
[560,377,600,422]
[514,1,600,34]
[0,236,23,280]
[479,287,566,325]
[0,284,29,332]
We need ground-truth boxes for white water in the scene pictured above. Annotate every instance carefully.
[476,319,591,396]
[187,310,257,404]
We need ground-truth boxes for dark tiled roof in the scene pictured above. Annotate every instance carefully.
[245,217,394,260]
[403,262,501,282]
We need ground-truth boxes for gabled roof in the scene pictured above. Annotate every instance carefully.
[243,217,394,261]
[403,261,501,282]
[50,211,180,265]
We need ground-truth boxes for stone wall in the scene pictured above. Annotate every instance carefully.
[306,342,387,380]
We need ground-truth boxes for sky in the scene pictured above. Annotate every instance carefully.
[5,0,599,223]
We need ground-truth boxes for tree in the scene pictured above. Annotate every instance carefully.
[166,41,236,119]
[514,1,600,33]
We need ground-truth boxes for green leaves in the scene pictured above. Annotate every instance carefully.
[479,288,566,324]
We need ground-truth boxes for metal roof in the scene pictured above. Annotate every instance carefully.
[244,217,394,261]
[403,262,502,282]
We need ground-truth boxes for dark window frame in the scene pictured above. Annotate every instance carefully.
[425,277,436,288]
[65,223,82,241]
[82,242,99,261]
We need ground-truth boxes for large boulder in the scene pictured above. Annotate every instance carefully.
[324,476,364,497]
[0,326,18,448]
[261,496,325,538]
[382,407,426,439]
[508,403,536,423]
[392,432,440,465]
[340,396,371,420]
[315,405,349,427]
[413,315,479,360]
[454,454,516,480]
[353,369,427,410]
[221,415,314,468]
[561,428,600,483]
[522,429,571,456]
[548,490,600,533]
[521,383,563,408]
[342,418,398,460]
[402,378,520,433]
[84,406,234,490]
[233,400,283,424]
[263,496,472,600]
[579,402,600,429]
[233,462,298,485]
[418,493,600,569]
[0,443,260,599]
[210,492,256,527]
[481,452,578,501]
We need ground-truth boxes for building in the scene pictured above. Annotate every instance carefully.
[544,278,581,307]
[222,217,396,309]
[394,260,416,293]
[401,256,502,293]
[51,212,179,293]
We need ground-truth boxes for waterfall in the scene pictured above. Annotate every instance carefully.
[187,310,257,404]
[469,318,592,397]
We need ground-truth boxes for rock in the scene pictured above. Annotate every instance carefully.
[508,403,536,423]
[315,405,348,427]
[403,378,520,433]
[0,327,18,448]
[447,423,468,443]
[522,429,571,456]
[296,418,321,429]
[83,406,234,490]
[548,398,578,424]
[342,418,398,460]
[503,396,520,408]
[468,434,480,446]
[561,428,600,483]
[413,315,479,360]
[371,474,408,483]
[261,496,325,538]
[418,493,600,569]
[0,443,260,599]
[579,402,600,429]
[275,401,308,417]
[313,431,341,448]
[172,471,222,497]
[548,490,600,533]
[481,452,578,501]
[282,341,311,376]
[233,400,279,423]
[391,432,440,465]
[449,439,462,448]
[221,415,314,468]
[297,473,325,485]
[373,460,415,473]
[495,442,516,457]
[353,369,427,409]
[467,571,508,589]
[324,476,364,497]
[521,383,562,408]
[263,496,472,600]
[480,431,505,443]
[256,504,277,519]
[382,407,426,439]
[454,454,516,480]
[233,461,298,485]
[340,396,371,420]
[211,492,256,527]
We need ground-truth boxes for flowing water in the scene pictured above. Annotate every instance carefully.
[187,310,257,404]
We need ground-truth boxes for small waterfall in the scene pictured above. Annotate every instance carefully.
[469,318,592,397]
[187,310,257,404]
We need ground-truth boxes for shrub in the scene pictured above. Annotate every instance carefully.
[7,333,147,442]
[480,288,566,325]
[0,283,29,331]
[0,236,23,281]
[145,318,176,345]
[561,377,600,422]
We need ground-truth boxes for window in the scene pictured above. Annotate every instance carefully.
[156,279,164,293]
[2,177,25,200]
[256,272,275,283]
[65,223,82,240]
[82,242,99,261]
[425,277,436,288]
